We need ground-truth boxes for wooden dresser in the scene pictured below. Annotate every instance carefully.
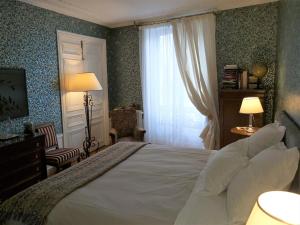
[0,134,47,203]
[219,89,265,147]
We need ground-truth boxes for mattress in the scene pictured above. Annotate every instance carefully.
[7,144,227,225]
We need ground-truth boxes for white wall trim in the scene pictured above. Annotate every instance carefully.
[19,0,278,28]
[19,0,108,27]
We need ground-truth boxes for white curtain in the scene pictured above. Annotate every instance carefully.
[172,14,220,149]
[140,24,206,149]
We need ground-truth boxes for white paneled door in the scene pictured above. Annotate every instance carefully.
[57,31,109,151]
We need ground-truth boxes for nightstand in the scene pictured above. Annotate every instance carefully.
[230,127,260,137]
[219,89,265,147]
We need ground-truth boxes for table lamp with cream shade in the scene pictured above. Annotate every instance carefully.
[67,72,102,157]
[246,191,300,225]
[239,97,264,133]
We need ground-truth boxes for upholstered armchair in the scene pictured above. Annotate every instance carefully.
[109,107,146,144]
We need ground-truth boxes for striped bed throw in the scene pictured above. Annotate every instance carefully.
[0,142,147,225]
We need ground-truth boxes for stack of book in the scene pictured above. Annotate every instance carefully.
[222,65,240,89]
[248,76,258,89]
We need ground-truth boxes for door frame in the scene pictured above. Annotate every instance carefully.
[57,30,110,147]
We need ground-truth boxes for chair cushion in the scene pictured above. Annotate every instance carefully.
[118,136,137,142]
[46,148,80,167]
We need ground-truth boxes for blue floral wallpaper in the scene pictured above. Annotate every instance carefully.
[107,3,279,121]
[0,0,109,133]
[216,3,279,123]
[107,26,142,109]
[276,0,300,123]
[0,0,280,134]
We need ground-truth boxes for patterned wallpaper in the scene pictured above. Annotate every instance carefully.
[107,26,142,109]
[276,0,300,123]
[0,0,109,133]
[107,3,279,120]
[216,3,279,123]
[0,0,280,134]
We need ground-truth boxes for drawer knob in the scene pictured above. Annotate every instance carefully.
[36,167,40,172]
[36,143,40,147]
[35,154,38,159]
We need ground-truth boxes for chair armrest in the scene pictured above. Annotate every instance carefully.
[137,128,146,134]
[109,128,118,144]
[134,128,146,141]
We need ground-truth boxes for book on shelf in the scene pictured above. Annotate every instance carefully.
[240,71,248,89]
[222,65,242,89]
[224,65,238,70]
[248,83,258,89]
[247,75,258,89]
[248,76,258,84]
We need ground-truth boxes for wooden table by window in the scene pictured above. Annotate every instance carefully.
[230,127,260,137]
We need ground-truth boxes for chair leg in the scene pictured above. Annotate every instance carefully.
[61,163,71,170]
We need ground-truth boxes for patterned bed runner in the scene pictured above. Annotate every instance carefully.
[0,142,147,225]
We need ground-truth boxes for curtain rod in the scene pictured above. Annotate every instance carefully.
[134,9,218,27]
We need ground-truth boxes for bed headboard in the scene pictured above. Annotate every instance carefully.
[278,111,300,193]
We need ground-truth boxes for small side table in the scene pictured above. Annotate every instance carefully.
[230,127,260,137]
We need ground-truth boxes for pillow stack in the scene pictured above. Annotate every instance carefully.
[227,143,299,225]
[195,123,300,225]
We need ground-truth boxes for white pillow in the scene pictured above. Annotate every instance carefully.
[221,138,249,156]
[194,147,248,195]
[221,123,286,158]
[246,123,286,158]
[227,143,299,225]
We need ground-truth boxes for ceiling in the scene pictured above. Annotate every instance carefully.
[19,0,278,28]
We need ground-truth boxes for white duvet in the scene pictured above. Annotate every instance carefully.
[42,144,227,225]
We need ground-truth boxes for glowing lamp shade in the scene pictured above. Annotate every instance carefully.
[67,72,102,92]
[240,97,264,114]
[246,191,300,225]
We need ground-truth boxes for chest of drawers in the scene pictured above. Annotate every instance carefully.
[0,134,47,203]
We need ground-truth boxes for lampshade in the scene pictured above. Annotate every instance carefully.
[67,72,102,92]
[246,191,300,225]
[239,97,264,114]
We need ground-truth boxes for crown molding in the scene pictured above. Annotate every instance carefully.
[19,0,111,27]
[18,0,278,28]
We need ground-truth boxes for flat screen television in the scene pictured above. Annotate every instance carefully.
[0,68,29,121]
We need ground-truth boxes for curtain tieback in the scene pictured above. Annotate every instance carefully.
[207,114,213,120]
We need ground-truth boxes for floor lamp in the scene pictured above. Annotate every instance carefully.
[67,72,102,157]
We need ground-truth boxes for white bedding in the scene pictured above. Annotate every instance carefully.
[42,144,226,225]
[174,191,227,225]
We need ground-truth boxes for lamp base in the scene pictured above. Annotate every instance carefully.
[245,127,255,133]
[83,135,99,157]
[82,92,100,158]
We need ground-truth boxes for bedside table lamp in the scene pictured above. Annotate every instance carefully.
[239,97,264,133]
[246,191,300,225]
[67,72,102,157]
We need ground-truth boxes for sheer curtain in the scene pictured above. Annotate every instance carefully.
[140,24,206,149]
[172,14,220,149]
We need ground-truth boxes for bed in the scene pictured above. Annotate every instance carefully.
[0,111,299,225]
